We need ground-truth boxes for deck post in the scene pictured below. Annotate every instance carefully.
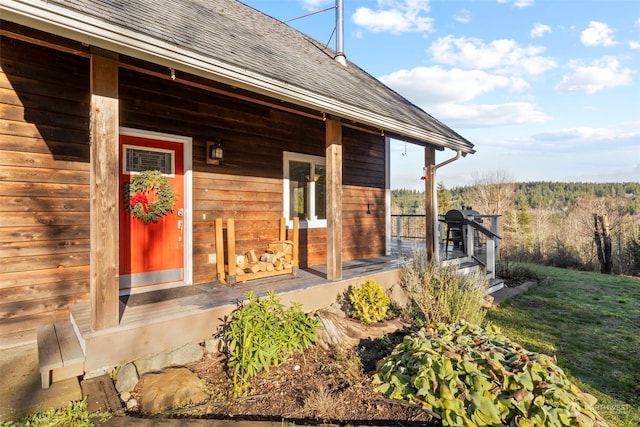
[424,146,436,260]
[89,49,120,330]
[326,117,342,281]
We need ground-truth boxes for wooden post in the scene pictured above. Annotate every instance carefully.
[226,218,236,284]
[89,50,119,331]
[215,218,224,282]
[292,217,300,271]
[326,117,342,281]
[279,217,286,241]
[425,146,436,260]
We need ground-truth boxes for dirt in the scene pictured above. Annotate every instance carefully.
[129,328,439,426]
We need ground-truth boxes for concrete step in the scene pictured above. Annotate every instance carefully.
[486,278,505,294]
[37,322,85,389]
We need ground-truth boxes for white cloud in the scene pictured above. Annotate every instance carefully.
[428,102,550,127]
[530,23,551,38]
[532,121,640,148]
[580,21,617,47]
[630,41,640,50]
[454,9,471,24]
[555,56,633,94]
[429,36,557,76]
[514,0,534,7]
[300,0,331,11]
[379,66,529,104]
[352,0,434,34]
[496,0,534,7]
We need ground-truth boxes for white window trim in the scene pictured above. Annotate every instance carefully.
[283,151,327,229]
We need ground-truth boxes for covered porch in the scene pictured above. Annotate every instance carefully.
[42,256,404,383]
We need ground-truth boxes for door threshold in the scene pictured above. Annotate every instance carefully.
[119,280,189,297]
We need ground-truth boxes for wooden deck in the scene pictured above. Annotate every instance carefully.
[70,256,406,373]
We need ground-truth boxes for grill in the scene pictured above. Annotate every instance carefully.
[444,208,481,224]
[443,208,481,252]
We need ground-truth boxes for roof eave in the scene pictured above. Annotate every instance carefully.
[1,0,474,154]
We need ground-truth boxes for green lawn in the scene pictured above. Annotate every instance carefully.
[486,264,640,427]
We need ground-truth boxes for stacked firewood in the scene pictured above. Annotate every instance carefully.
[234,240,295,276]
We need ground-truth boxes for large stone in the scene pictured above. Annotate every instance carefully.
[137,367,209,414]
[387,283,411,309]
[135,343,205,375]
[315,307,408,350]
[115,362,139,394]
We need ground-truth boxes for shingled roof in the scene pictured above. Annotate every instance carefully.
[2,0,474,153]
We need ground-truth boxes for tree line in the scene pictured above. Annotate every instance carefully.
[392,178,640,276]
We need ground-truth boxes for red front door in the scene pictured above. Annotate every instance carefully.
[119,134,185,292]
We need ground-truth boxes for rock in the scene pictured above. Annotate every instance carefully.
[115,363,139,394]
[126,398,138,411]
[481,294,495,309]
[387,284,411,309]
[315,307,408,350]
[204,336,223,354]
[135,343,205,375]
[137,367,209,414]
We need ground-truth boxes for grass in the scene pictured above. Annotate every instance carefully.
[486,264,640,427]
[0,398,111,427]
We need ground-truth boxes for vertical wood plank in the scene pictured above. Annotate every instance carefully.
[326,118,342,281]
[279,217,286,241]
[90,51,119,330]
[425,146,436,260]
[292,217,299,267]
[215,218,225,282]
[226,218,236,284]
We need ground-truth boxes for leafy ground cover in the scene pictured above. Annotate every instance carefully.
[486,264,640,426]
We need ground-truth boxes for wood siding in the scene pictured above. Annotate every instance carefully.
[0,36,91,342]
[0,28,387,343]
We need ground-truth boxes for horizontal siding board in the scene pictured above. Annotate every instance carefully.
[0,196,89,213]
[0,265,89,289]
[0,182,89,198]
[0,252,90,274]
[0,239,90,258]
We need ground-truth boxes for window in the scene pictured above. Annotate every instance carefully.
[122,145,175,176]
[283,152,326,228]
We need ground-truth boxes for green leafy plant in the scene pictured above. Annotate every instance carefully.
[1,398,111,427]
[224,290,319,396]
[400,251,487,325]
[373,321,608,427]
[348,279,391,324]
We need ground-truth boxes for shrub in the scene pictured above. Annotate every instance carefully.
[400,251,487,325]
[349,279,391,323]
[496,261,542,286]
[224,290,320,396]
[373,321,608,427]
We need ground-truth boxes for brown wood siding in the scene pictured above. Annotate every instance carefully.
[342,128,387,260]
[0,36,91,338]
[0,29,388,342]
[118,68,330,276]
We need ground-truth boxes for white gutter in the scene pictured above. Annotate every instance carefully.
[1,0,474,154]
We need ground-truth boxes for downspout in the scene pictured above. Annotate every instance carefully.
[430,150,462,262]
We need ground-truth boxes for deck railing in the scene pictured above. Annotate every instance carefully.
[391,214,501,278]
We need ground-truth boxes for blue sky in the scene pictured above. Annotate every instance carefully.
[242,0,640,189]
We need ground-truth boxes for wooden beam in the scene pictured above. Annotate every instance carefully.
[89,51,119,331]
[425,146,436,260]
[326,118,343,281]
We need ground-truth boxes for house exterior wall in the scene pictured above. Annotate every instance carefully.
[0,28,387,343]
[0,36,92,342]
